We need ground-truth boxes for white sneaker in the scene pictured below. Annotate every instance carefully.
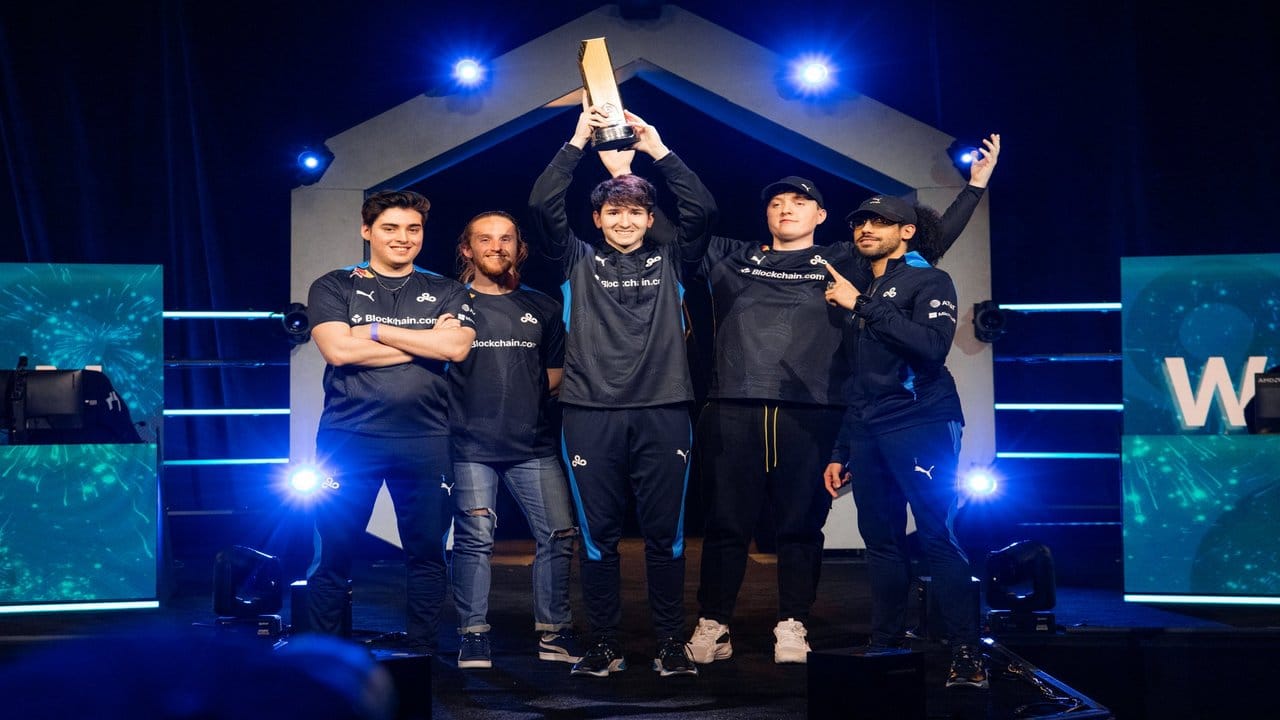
[687,617,733,664]
[773,618,810,664]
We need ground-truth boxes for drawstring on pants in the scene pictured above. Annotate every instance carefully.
[762,405,780,471]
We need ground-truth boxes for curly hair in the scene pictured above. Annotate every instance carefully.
[589,173,656,213]
[361,189,430,228]
[456,210,527,288]
[906,203,947,265]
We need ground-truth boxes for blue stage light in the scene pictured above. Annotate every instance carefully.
[788,54,837,95]
[452,58,485,87]
[962,468,999,498]
[947,140,980,176]
[294,146,334,185]
[296,150,325,173]
[288,466,323,495]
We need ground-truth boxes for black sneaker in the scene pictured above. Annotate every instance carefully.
[652,637,698,677]
[570,638,626,677]
[539,630,584,663]
[946,644,988,689]
[457,632,492,669]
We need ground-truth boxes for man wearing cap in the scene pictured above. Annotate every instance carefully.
[822,136,998,687]
[686,135,1000,666]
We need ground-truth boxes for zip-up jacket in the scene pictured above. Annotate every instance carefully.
[527,143,716,408]
[832,251,964,461]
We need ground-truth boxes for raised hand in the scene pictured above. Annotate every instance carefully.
[570,105,613,150]
[968,133,1001,188]
[623,110,670,161]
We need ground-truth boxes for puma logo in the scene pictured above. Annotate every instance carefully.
[440,480,454,496]
[355,289,375,302]
[676,449,688,463]
[913,463,934,480]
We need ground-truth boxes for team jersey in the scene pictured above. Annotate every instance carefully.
[832,252,965,457]
[308,263,477,437]
[448,286,565,462]
[698,184,986,407]
[701,238,856,405]
[527,144,716,408]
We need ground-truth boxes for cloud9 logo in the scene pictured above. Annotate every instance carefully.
[520,312,538,324]
[645,255,663,268]
[416,292,436,303]
[571,454,588,468]
[809,255,827,266]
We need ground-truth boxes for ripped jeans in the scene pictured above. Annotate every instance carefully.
[450,457,577,634]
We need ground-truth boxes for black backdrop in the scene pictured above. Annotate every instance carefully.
[5,1,1277,306]
[3,1,1277,557]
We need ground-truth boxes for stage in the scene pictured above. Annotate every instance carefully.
[2,538,1276,719]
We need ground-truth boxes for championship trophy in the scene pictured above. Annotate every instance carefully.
[577,37,637,151]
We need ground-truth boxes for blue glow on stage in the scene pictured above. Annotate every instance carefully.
[163,408,289,416]
[164,458,290,466]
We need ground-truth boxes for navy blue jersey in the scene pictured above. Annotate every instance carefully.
[528,144,716,408]
[832,252,964,457]
[448,286,565,462]
[308,263,477,437]
[701,238,856,406]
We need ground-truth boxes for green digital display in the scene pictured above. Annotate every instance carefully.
[0,263,162,610]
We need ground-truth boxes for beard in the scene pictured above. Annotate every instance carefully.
[474,254,514,278]
[855,236,901,261]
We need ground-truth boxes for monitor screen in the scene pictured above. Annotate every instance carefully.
[2,369,85,433]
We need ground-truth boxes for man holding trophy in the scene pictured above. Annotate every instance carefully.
[527,38,716,677]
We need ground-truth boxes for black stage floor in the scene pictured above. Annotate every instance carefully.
[2,538,1277,719]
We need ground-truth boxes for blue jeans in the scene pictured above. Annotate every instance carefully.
[450,457,577,634]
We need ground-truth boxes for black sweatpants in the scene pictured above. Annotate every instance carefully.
[696,400,841,624]
[561,404,692,641]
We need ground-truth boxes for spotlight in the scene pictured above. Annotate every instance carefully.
[213,545,284,619]
[788,54,837,95]
[986,540,1057,613]
[962,467,999,498]
[282,302,311,345]
[452,58,486,88]
[946,139,980,177]
[288,466,323,495]
[973,300,1006,343]
[294,145,333,186]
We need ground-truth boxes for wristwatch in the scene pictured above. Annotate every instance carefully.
[853,293,869,314]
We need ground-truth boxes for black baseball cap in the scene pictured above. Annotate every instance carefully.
[846,195,917,226]
[761,176,824,208]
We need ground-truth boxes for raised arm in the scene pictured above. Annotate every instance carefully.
[528,109,603,269]
[931,133,1002,257]
[620,110,716,260]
